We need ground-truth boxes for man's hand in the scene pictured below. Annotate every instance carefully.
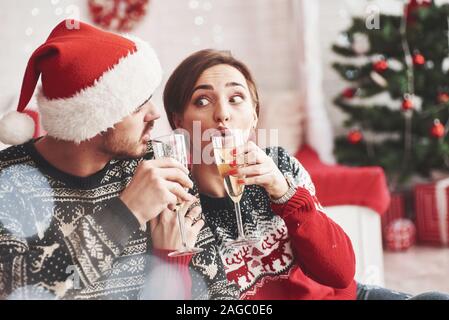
[120,158,196,225]
[149,199,204,250]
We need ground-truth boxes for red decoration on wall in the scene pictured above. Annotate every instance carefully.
[88,0,150,32]
[405,0,432,24]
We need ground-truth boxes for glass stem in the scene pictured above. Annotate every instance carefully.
[234,201,246,239]
[176,204,188,248]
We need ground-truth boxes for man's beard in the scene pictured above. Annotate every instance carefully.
[101,131,148,159]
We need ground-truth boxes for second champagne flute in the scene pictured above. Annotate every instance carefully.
[152,133,204,257]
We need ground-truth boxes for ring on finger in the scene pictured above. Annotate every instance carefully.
[192,213,203,224]
[187,198,201,212]
[185,212,203,225]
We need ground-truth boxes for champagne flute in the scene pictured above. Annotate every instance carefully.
[152,133,204,257]
[212,130,258,248]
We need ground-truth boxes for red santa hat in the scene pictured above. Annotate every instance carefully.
[0,19,162,145]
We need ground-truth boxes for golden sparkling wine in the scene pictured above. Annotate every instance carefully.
[217,163,244,203]
[214,147,245,203]
[212,132,258,248]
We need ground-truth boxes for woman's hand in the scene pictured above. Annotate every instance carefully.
[229,141,289,199]
[149,199,204,250]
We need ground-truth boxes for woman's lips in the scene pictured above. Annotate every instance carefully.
[216,126,231,135]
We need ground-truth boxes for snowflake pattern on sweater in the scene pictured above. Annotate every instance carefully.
[0,140,239,300]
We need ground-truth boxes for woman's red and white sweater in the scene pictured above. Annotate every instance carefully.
[199,146,357,300]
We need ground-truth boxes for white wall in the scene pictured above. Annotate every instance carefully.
[0,0,413,150]
[0,0,302,139]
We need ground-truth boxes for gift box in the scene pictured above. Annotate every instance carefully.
[381,192,406,241]
[385,218,416,251]
[414,179,449,246]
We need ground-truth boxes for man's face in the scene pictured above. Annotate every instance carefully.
[101,100,160,159]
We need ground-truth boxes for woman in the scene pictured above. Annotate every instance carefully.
[163,49,449,300]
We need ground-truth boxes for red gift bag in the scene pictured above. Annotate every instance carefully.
[414,179,449,246]
[381,192,405,241]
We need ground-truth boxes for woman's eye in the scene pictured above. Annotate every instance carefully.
[195,97,210,107]
[230,95,244,104]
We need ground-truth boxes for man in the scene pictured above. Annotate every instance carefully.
[0,20,238,300]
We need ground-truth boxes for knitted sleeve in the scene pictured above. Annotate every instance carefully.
[0,181,145,299]
[0,188,52,299]
[62,198,142,287]
[269,147,356,289]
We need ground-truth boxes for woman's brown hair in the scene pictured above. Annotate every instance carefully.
[163,49,260,129]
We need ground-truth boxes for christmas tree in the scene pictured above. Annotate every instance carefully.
[333,0,449,190]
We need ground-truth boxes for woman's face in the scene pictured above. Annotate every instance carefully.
[175,64,258,156]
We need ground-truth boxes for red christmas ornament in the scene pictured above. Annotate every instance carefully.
[347,129,363,144]
[385,218,416,251]
[373,60,388,73]
[405,0,432,24]
[430,119,445,138]
[88,0,150,32]
[402,97,414,111]
[342,88,357,99]
[437,92,449,103]
[413,53,425,66]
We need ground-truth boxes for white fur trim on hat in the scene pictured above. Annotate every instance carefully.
[0,111,35,145]
[37,36,162,143]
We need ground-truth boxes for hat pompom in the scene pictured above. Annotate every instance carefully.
[0,111,35,145]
